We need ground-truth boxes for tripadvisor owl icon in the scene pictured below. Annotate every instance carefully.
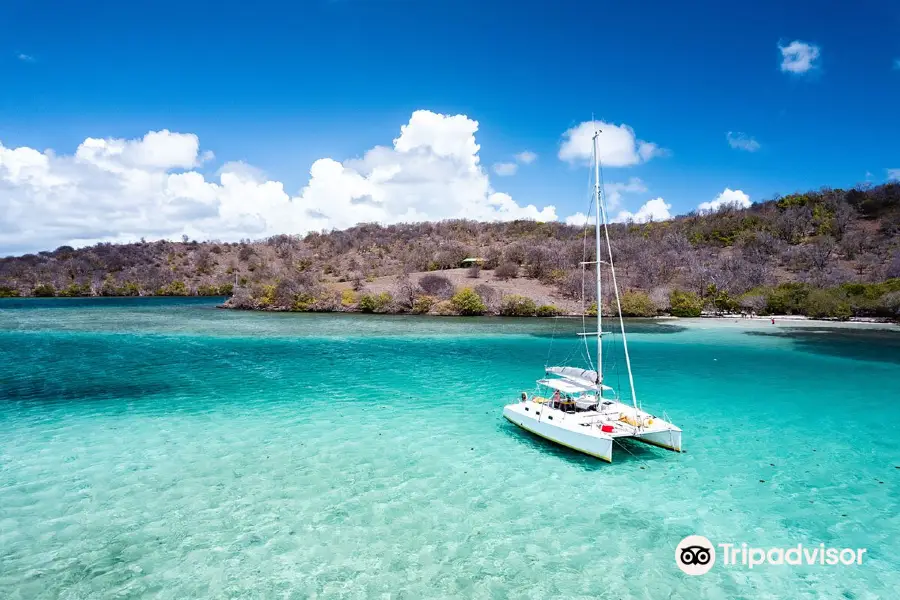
[676,535,716,575]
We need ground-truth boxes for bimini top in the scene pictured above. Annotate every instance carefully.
[545,366,613,391]
[537,378,589,394]
[537,378,613,394]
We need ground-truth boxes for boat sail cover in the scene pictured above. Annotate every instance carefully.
[545,366,612,391]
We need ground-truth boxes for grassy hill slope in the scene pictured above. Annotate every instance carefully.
[2,183,899,319]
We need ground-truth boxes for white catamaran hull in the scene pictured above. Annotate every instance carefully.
[503,400,682,462]
[633,428,682,453]
[503,402,614,462]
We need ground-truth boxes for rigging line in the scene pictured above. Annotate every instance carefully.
[597,156,640,415]
[596,159,627,404]
[579,145,596,372]
[611,437,652,469]
[545,292,558,368]
[580,263,592,371]
[601,265,626,402]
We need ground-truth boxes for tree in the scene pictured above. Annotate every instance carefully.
[524,246,552,280]
[880,291,900,318]
[703,284,739,313]
[499,295,537,316]
[669,290,702,317]
[450,287,486,315]
[802,289,852,320]
[432,300,456,315]
[195,249,214,274]
[739,293,766,314]
[238,244,254,261]
[418,274,455,299]
[412,295,437,314]
[617,290,657,317]
[536,305,562,316]
[157,280,189,296]
[886,251,900,279]
[358,292,393,313]
[474,284,500,313]
[432,242,469,269]
[392,275,418,310]
[494,262,518,280]
[32,283,57,297]
[764,283,810,315]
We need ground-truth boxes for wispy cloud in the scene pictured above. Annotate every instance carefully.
[604,177,647,210]
[514,151,537,164]
[492,162,518,176]
[16,53,36,63]
[492,150,537,176]
[726,132,761,152]
[888,168,900,181]
[779,40,820,74]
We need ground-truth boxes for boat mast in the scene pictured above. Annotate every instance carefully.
[595,133,640,419]
[592,131,603,387]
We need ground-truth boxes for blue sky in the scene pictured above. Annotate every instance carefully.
[1,0,899,251]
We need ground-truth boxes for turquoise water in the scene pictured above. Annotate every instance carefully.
[1,298,898,599]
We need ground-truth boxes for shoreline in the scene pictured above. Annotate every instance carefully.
[4,295,897,330]
[219,302,899,330]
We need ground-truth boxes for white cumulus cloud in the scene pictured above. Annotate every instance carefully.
[613,198,672,224]
[698,188,751,213]
[75,129,208,172]
[726,132,760,152]
[0,110,557,254]
[564,177,649,225]
[887,168,900,181]
[779,40,820,74]
[564,212,590,226]
[558,120,665,167]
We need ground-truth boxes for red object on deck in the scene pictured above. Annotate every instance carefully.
[601,424,614,433]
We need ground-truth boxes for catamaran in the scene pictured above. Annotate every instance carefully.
[503,129,682,462]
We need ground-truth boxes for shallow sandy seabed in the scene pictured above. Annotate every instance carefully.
[1,298,897,599]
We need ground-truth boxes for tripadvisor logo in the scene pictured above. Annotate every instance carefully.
[676,535,715,576]
[676,535,868,575]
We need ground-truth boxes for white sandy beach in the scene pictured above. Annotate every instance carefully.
[667,315,900,331]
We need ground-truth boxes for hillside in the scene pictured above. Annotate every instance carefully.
[2,183,899,319]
